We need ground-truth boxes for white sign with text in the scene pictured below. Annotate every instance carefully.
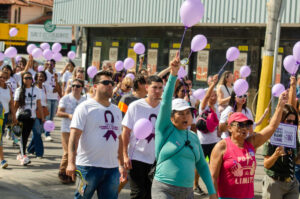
[270,123,297,148]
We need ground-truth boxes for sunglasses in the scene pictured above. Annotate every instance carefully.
[285,119,296,124]
[96,80,114,86]
[24,77,33,80]
[72,84,82,88]
[237,94,247,99]
[231,122,251,129]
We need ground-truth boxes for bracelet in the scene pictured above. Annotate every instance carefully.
[119,165,124,168]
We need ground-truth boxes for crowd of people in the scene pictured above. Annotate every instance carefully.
[0,51,299,199]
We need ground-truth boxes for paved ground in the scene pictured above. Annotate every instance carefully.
[0,117,265,199]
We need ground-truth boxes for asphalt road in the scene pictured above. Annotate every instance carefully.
[0,117,265,199]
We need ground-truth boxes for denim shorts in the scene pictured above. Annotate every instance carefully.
[74,165,120,199]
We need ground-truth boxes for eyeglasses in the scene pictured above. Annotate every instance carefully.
[96,80,114,86]
[285,119,296,124]
[231,122,251,129]
[24,77,33,80]
[72,84,82,88]
[237,94,247,99]
[181,90,190,94]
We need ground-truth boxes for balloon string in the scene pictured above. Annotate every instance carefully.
[179,27,188,57]
[187,51,193,61]
[267,96,273,108]
[218,60,229,76]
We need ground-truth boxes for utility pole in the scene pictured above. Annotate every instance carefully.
[255,0,284,131]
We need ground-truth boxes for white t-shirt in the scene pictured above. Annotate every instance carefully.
[44,70,59,100]
[122,98,161,164]
[14,86,41,118]
[197,104,221,144]
[37,86,47,107]
[59,93,86,132]
[6,76,18,95]
[220,106,255,138]
[62,71,72,89]
[70,98,122,168]
[13,72,22,86]
[0,86,11,114]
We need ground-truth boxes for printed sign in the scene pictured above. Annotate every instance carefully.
[92,47,101,69]
[147,49,158,75]
[0,23,28,41]
[109,48,118,61]
[196,50,209,81]
[270,123,297,148]
[233,52,248,80]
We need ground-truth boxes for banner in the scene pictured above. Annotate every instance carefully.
[0,23,28,41]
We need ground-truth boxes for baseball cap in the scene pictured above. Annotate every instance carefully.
[172,98,192,111]
[227,112,253,125]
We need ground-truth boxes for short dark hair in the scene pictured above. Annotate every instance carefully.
[34,71,47,82]
[69,60,75,68]
[93,70,112,84]
[146,75,163,85]
[73,78,85,87]
[133,75,146,91]
[2,65,14,76]
[50,59,56,64]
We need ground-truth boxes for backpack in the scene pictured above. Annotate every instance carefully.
[196,107,219,134]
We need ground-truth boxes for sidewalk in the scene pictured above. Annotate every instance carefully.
[0,117,264,199]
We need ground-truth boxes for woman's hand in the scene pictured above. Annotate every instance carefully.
[278,90,288,108]
[170,51,180,76]
[212,74,218,86]
[274,146,286,157]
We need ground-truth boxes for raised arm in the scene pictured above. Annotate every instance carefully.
[249,91,288,149]
[23,55,33,72]
[157,66,171,78]
[288,76,297,110]
[201,74,218,110]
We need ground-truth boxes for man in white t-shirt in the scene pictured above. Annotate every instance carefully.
[61,61,75,95]
[66,70,126,199]
[122,75,163,199]
[44,59,61,141]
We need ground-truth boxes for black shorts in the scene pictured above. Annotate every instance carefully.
[201,143,217,161]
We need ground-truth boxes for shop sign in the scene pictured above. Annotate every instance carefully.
[27,24,72,43]
[0,23,28,41]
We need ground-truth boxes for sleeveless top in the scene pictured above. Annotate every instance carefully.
[0,86,11,114]
[218,85,233,113]
[218,138,256,198]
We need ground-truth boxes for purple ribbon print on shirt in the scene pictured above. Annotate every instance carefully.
[145,114,157,143]
[100,110,118,141]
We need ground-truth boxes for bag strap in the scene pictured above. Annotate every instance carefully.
[30,86,33,108]
[156,130,195,167]
[224,85,231,96]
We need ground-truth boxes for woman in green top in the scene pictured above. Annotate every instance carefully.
[152,52,217,199]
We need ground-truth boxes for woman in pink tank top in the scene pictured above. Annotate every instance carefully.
[209,91,287,198]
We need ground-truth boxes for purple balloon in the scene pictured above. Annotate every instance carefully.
[38,65,44,72]
[240,65,251,78]
[234,79,249,96]
[43,49,53,60]
[133,43,145,55]
[177,66,187,79]
[9,27,18,37]
[124,58,135,70]
[27,44,37,54]
[87,66,98,78]
[283,55,298,75]
[126,73,135,80]
[52,43,62,53]
[180,0,204,28]
[272,83,285,97]
[53,52,62,62]
[115,61,124,71]
[293,41,300,63]
[40,43,50,50]
[4,47,17,58]
[226,47,240,62]
[43,120,55,132]
[32,48,43,58]
[68,51,76,60]
[191,34,207,52]
[193,89,206,100]
[133,118,153,140]
[0,52,4,61]
[15,55,22,62]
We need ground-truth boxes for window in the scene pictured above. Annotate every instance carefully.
[18,7,21,23]
[14,9,17,24]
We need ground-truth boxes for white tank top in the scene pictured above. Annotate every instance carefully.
[218,85,233,113]
[0,86,11,114]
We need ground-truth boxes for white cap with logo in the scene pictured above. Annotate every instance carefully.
[172,98,192,111]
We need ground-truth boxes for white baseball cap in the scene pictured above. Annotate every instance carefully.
[172,98,192,111]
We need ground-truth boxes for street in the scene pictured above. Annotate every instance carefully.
[0,117,265,199]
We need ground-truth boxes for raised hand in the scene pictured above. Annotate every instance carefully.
[170,51,180,76]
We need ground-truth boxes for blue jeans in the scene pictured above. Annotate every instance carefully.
[27,119,44,157]
[295,164,300,191]
[45,99,58,136]
[75,165,120,199]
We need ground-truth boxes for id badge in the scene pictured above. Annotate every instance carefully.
[75,170,88,196]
